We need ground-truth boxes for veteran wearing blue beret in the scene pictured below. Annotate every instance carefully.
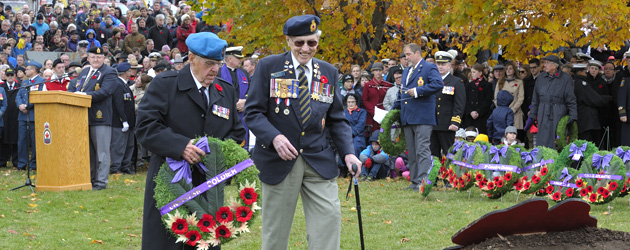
[136,32,245,250]
[245,14,362,250]
[109,62,136,175]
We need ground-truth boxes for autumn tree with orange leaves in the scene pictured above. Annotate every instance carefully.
[190,0,630,67]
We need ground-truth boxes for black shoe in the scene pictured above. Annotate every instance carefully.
[92,186,106,191]
[110,170,121,174]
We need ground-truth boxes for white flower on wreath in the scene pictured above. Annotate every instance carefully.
[175,234,188,244]
[251,202,261,212]
[164,209,183,226]
[235,221,250,234]
[197,239,211,250]
[228,197,241,211]
[187,211,199,226]
[238,179,258,192]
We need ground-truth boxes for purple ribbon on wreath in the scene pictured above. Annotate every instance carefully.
[166,137,210,184]
[452,140,464,154]
[521,148,538,164]
[426,160,435,185]
[463,144,476,161]
[489,146,507,164]
[569,143,587,161]
[559,167,573,184]
[476,143,487,154]
[591,153,613,171]
[615,147,630,164]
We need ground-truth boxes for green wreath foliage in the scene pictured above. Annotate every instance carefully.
[555,140,598,171]
[216,137,260,187]
[515,146,558,195]
[446,142,484,191]
[555,115,579,150]
[476,145,521,199]
[546,166,581,202]
[420,156,442,197]
[379,110,406,156]
[576,151,627,205]
[614,146,630,197]
[510,144,527,154]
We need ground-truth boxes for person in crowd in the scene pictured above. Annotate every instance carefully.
[529,55,577,148]
[522,58,541,148]
[463,64,493,134]
[110,62,136,175]
[147,14,172,51]
[242,57,257,78]
[137,18,149,39]
[67,46,117,190]
[137,32,244,250]
[392,42,443,192]
[124,23,146,54]
[573,63,611,142]
[465,126,479,142]
[0,68,20,168]
[45,58,70,91]
[383,69,403,111]
[165,16,178,46]
[85,29,101,50]
[31,14,49,36]
[586,60,611,147]
[344,93,366,157]
[176,14,195,53]
[490,64,505,90]
[244,15,361,250]
[487,90,515,145]
[172,58,185,71]
[362,62,392,133]
[618,51,630,146]
[16,60,46,170]
[494,61,524,141]
[360,130,389,181]
[502,126,521,146]
[430,51,465,157]
[351,64,361,87]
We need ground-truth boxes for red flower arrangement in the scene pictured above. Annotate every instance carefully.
[321,76,328,84]
[540,166,548,176]
[580,188,588,196]
[597,186,605,195]
[589,193,597,202]
[586,185,593,193]
[576,179,584,188]
[172,218,189,234]
[240,187,258,205]
[565,188,574,197]
[516,182,523,191]
[496,180,504,188]
[610,181,618,191]
[475,173,483,181]
[504,172,512,182]
[523,181,531,190]
[215,225,231,239]
[487,181,495,190]
[216,207,233,223]
[197,214,215,233]
[185,230,202,246]
[546,185,554,194]
[552,192,562,201]
[235,206,253,222]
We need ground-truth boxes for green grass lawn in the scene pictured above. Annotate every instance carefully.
[2,167,630,249]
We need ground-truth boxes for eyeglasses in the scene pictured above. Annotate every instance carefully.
[290,39,318,47]
[394,77,402,80]
[197,55,220,66]
[519,71,526,73]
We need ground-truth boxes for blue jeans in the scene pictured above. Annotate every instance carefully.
[361,163,382,178]
[17,121,36,169]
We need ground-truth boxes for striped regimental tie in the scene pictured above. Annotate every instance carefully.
[297,65,311,126]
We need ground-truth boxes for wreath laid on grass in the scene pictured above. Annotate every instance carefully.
[614,146,630,197]
[555,115,579,150]
[154,137,261,249]
[515,146,558,195]
[446,142,483,191]
[546,166,580,202]
[419,156,442,197]
[575,151,626,204]
[476,145,521,199]
[556,140,597,170]
[379,110,406,156]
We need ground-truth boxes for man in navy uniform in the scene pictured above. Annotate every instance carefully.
[431,51,465,157]
[244,15,362,250]
[393,43,443,192]
[67,46,118,190]
[16,60,46,170]
[136,32,245,250]
[110,62,135,174]
[218,46,251,148]
[0,68,20,168]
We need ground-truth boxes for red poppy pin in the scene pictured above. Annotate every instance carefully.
[478,87,482,91]
[514,83,518,87]
[160,31,163,34]
[321,76,328,84]
[138,39,141,42]
[598,84,602,88]
[215,84,223,92]
[92,76,96,79]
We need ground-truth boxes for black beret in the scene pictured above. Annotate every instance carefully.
[283,15,320,36]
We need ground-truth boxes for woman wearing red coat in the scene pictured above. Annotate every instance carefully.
[362,62,392,133]
[176,14,196,53]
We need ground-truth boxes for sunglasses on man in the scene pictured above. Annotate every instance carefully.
[290,39,318,47]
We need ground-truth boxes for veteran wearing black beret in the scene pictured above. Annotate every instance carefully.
[136,32,245,250]
[244,14,362,250]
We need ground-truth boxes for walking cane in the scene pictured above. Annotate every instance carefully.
[346,164,365,250]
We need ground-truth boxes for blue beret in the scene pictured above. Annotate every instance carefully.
[116,62,131,72]
[186,32,227,61]
[283,15,320,36]
[26,60,42,69]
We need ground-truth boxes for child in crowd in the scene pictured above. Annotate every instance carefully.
[455,128,466,142]
[465,126,479,142]
[360,131,389,181]
[487,90,514,145]
[502,126,522,146]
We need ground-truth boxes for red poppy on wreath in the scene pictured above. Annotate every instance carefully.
[540,167,548,176]
[602,189,610,198]
[546,185,554,194]
[576,179,584,188]
[609,181,618,191]
[523,181,531,190]
[216,207,233,223]
[497,180,504,188]
[552,191,561,201]
[589,193,597,202]
[580,188,588,196]
[597,186,605,195]
[235,206,253,222]
[516,182,523,191]
[185,230,201,246]
[493,176,500,182]
[586,185,593,193]
[565,188,574,197]
[240,187,258,205]
[171,218,188,234]
[321,76,328,84]
[504,172,512,182]
[475,173,483,181]
[197,214,216,233]
[459,179,465,187]
[215,225,232,239]
[215,84,223,92]
[522,176,528,181]
[532,176,540,184]
[487,181,495,189]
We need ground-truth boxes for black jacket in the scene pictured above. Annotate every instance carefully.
[111,78,135,128]
[462,77,493,134]
[147,25,173,50]
[434,73,466,131]
[67,64,118,126]
[574,75,610,133]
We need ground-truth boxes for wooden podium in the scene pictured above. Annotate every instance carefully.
[30,91,92,191]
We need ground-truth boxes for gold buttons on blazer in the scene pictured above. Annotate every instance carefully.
[300,149,304,153]
[301,132,305,136]
[404,101,408,104]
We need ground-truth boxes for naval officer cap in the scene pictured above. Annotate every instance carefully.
[225,46,244,58]
[283,15,320,36]
[26,60,42,69]
[573,63,587,70]
[434,51,454,63]
[588,60,603,68]
[186,32,227,61]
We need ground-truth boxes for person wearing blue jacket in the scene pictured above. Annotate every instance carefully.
[16,60,46,170]
[360,130,389,181]
[344,93,366,157]
[487,90,514,144]
[85,29,101,51]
